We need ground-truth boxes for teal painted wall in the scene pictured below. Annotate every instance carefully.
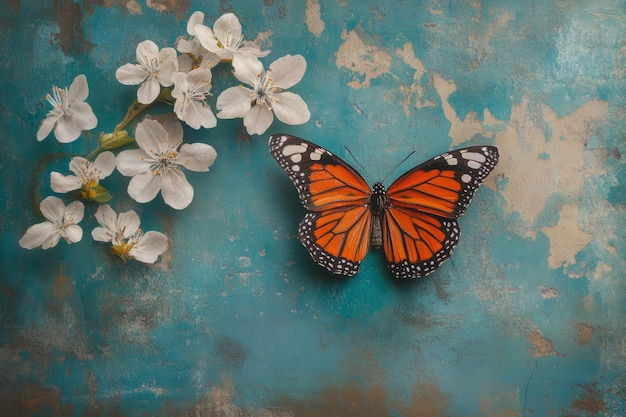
[1,0,625,415]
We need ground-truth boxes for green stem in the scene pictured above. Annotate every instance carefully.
[86,88,175,160]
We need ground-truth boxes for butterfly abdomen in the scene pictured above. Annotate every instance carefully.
[370,182,389,250]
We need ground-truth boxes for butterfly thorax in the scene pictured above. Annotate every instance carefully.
[369,182,390,250]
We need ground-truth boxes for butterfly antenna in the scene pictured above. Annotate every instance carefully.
[344,147,375,182]
[381,150,416,183]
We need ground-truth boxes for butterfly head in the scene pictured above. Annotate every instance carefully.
[370,182,390,216]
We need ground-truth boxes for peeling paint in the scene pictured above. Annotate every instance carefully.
[493,97,610,237]
[577,323,594,346]
[539,286,559,299]
[145,0,190,19]
[305,0,324,37]
[541,204,593,270]
[395,42,435,116]
[528,330,565,358]
[572,382,607,414]
[431,73,505,145]
[335,27,392,88]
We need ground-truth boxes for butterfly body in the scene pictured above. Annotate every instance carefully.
[269,134,499,279]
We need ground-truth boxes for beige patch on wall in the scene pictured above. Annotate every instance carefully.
[335,27,393,89]
[395,42,436,116]
[305,0,325,37]
[528,330,564,358]
[541,204,593,270]
[431,73,506,146]
[492,97,609,237]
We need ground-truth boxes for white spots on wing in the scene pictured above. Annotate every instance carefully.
[292,165,300,172]
[310,148,324,160]
[461,174,472,183]
[291,153,302,163]
[462,151,487,163]
[282,144,307,156]
[446,157,458,165]
[467,160,482,169]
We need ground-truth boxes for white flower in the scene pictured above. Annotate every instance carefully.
[177,11,221,71]
[171,69,217,130]
[92,205,168,263]
[50,151,116,200]
[116,118,217,210]
[216,54,310,135]
[36,74,98,143]
[115,40,179,104]
[19,196,84,249]
[194,13,269,62]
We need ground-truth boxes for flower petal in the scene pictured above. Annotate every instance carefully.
[232,55,264,84]
[127,172,162,203]
[214,13,242,42]
[170,72,188,99]
[19,222,57,249]
[50,172,82,193]
[161,171,193,210]
[136,40,159,63]
[179,101,217,129]
[270,54,307,89]
[134,119,167,153]
[243,104,274,135]
[68,74,89,103]
[178,143,217,171]
[117,210,141,238]
[187,68,212,87]
[194,24,220,53]
[64,200,85,223]
[69,102,98,131]
[93,204,118,241]
[53,115,83,143]
[115,63,147,85]
[91,227,111,243]
[93,151,117,178]
[41,231,62,249]
[62,224,83,244]
[137,78,161,104]
[116,149,153,176]
[187,11,204,35]
[40,196,66,223]
[37,115,57,141]
[272,92,310,125]
[130,231,168,263]
[216,86,252,119]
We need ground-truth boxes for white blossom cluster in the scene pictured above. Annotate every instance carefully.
[20,11,310,264]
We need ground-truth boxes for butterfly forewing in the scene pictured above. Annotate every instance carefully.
[269,134,370,211]
[269,134,373,276]
[387,146,499,218]
[383,146,499,278]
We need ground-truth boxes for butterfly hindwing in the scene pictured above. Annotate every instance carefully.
[269,134,373,276]
[383,146,499,279]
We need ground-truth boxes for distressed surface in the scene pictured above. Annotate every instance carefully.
[1,0,625,416]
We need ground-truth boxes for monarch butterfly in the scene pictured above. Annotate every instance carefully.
[269,134,499,279]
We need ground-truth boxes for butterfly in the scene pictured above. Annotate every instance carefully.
[268,134,499,279]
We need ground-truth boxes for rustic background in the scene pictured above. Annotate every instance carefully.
[1,0,625,415]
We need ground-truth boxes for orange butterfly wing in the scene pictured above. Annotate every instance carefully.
[383,146,499,278]
[269,134,372,276]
